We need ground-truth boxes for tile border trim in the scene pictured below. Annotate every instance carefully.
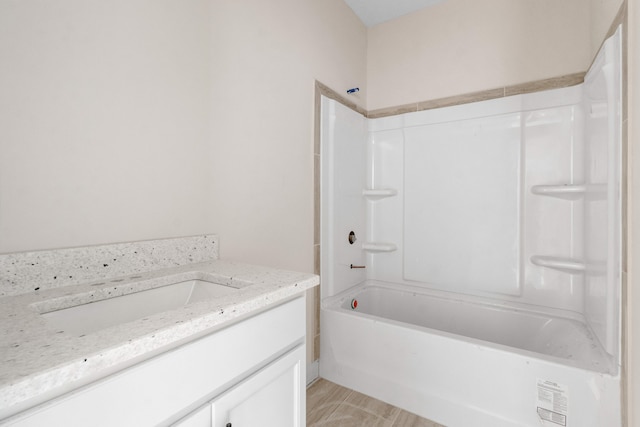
[317,72,586,121]
[369,73,586,118]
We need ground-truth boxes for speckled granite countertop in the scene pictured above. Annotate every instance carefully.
[0,260,318,419]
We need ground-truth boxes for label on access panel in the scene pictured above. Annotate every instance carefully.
[537,379,568,426]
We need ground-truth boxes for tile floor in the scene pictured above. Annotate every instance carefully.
[307,378,445,427]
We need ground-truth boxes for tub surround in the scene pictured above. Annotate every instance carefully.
[0,236,319,420]
[318,26,623,425]
[314,67,603,365]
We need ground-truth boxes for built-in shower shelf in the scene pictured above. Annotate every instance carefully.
[362,242,398,252]
[530,255,585,273]
[531,184,586,199]
[362,189,397,200]
[531,184,607,200]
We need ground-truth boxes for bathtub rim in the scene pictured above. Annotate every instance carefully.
[324,279,586,322]
[322,279,618,375]
[320,303,621,426]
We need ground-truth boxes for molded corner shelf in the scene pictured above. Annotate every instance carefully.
[531,184,607,200]
[362,242,397,253]
[530,184,587,199]
[530,255,585,273]
[362,189,397,200]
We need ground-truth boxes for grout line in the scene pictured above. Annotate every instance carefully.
[341,401,384,416]
[331,401,394,426]
[321,404,341,424]
[389,406,401,426]
[342,388,354,403]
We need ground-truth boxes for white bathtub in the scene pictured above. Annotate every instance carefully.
[320,281,620,427]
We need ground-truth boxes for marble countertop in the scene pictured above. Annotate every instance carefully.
[0,260,318,418]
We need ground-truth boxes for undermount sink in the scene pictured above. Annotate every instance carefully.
[41,280,239,336]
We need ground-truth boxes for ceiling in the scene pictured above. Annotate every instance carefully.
[343,0,445,27]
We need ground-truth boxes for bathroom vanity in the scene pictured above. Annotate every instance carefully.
[0,237,318,426]
[7,297,306,426]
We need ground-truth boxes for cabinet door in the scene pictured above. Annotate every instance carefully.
[212,345,305,427]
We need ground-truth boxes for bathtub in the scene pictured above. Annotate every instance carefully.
[319,281,620,427]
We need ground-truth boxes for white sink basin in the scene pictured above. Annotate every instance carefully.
[41,280,239,336]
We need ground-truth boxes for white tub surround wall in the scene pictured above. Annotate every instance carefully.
[583,32,623,360]
[0,235,219,297]
[320,99,368,298]
[0,236,319,421]
[320,28,622,427]
[365,58,622,324]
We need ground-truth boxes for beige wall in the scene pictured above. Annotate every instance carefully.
[0,0,366,365]
[0,0,215,253]
[0,0,366,266]
[629,0,639,423]
[207,0,365,273]
[366,0,591,110]
[591,0,625,58]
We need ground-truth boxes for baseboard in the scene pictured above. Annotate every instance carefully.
[306,359,319,386]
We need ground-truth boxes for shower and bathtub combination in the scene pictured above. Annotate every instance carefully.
[319,28,622,427]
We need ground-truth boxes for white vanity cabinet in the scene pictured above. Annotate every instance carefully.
[4,297,306,427]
